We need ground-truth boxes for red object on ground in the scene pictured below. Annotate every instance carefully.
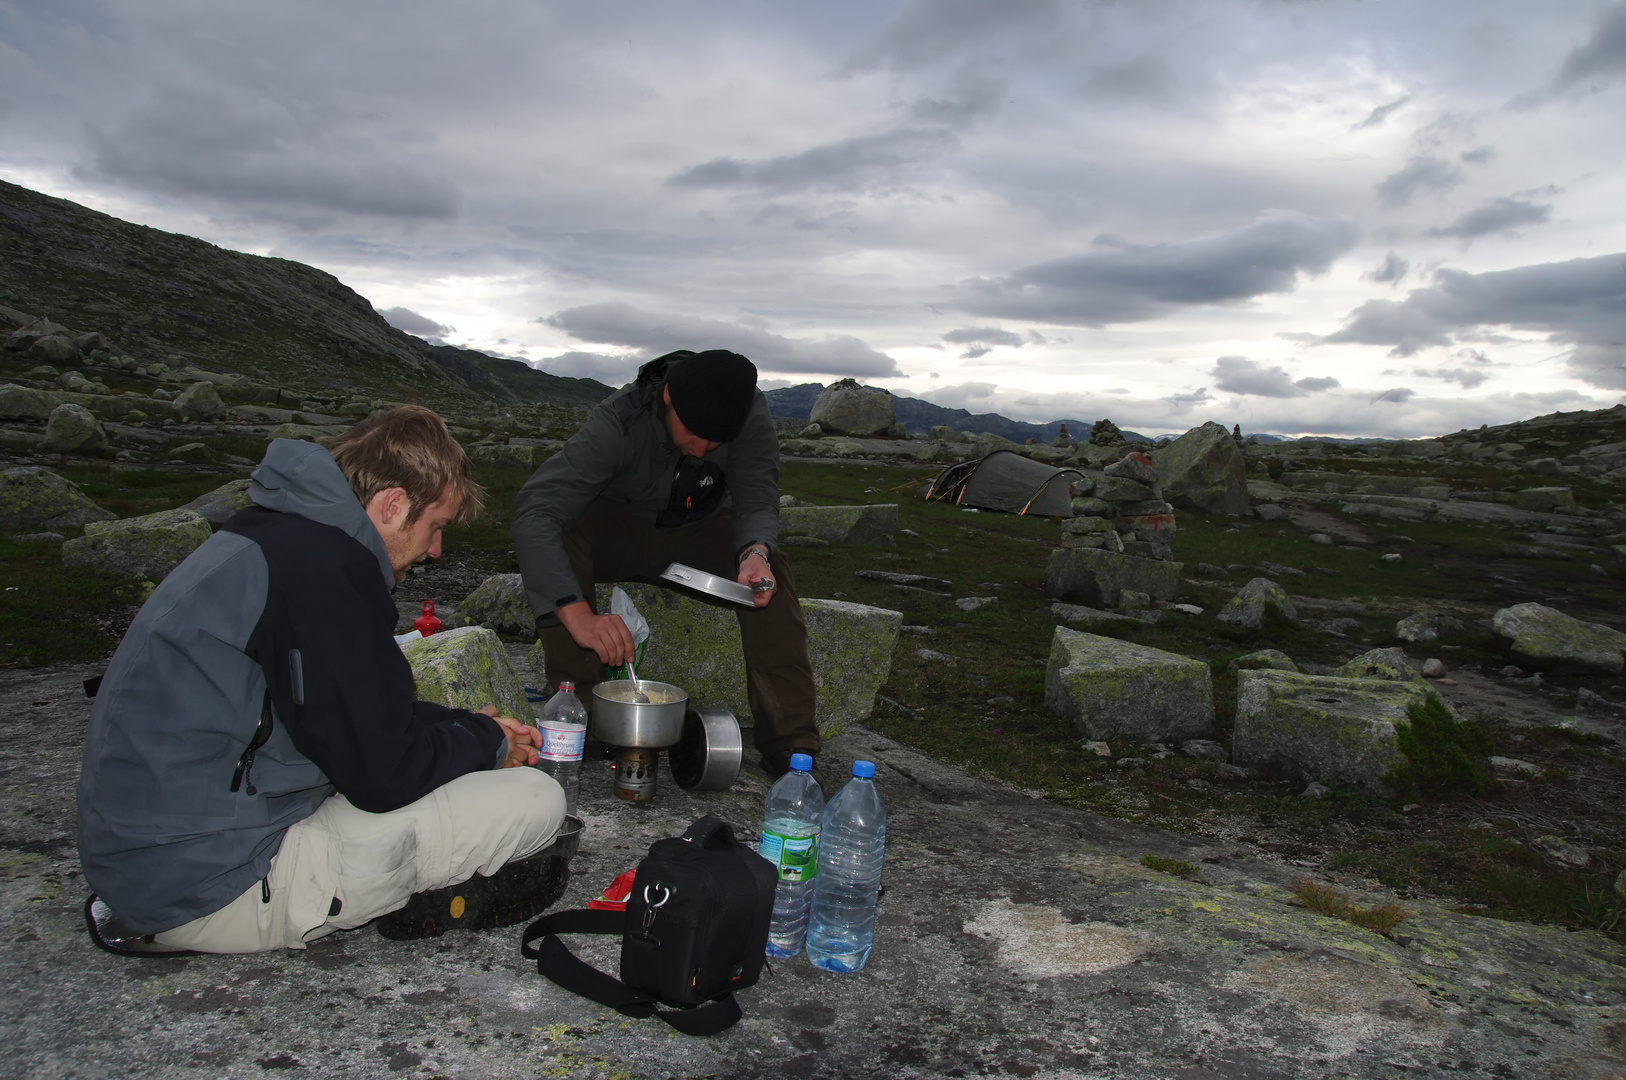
[586,868,637,911]
[413,601,442,636]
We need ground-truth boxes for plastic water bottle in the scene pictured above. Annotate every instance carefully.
[805,760,886,973]
[536,682,588,815]
[759,753,825,958]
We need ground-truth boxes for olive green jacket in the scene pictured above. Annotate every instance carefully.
[511,375,780,619]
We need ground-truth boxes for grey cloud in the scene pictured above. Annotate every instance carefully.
[957,212,1359,326]
[1366,252,1409,285]
[84,85,458,219]
[1370,388,1416,404]
[1376,156,1463,208]
[847,0,1064,73]
[543,301,901,377]
[1352,95,1411,132]
[667,127,957,194]
[1428,197,1552,240]
[942,326,1025,359]
[1083,55,1178,104]
[1212,356,1340,398]
[1460,147,1496,165]
[380,307,451,340]
[1552,2,1626,92]
[1413,367,1492,389]
[536,351,639,387]
[1322,252,1626,388]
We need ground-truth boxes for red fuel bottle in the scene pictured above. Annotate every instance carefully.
[413,601,442,636]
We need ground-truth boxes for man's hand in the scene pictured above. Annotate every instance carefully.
[556,601,635,664]
[737,550,775,608]
[480,706,541,768]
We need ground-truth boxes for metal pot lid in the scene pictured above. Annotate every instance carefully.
[670,707,743,791]
[658,562,755,607]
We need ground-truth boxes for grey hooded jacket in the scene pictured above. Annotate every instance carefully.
[76,440,506,934]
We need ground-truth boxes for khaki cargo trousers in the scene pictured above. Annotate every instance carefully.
[539,500,820,768]
[155,768,564,953]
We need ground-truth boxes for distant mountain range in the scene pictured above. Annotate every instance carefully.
[764,383,1150,443]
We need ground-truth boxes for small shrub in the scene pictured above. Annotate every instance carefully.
[1383,693,1496,801]
[1141,854,1198,878]
[1292,879,1409,937]
[1574,884,1626,937]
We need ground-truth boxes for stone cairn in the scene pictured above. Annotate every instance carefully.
[1058,450,1177,562]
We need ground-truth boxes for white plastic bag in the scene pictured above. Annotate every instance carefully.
[610,587,650,649]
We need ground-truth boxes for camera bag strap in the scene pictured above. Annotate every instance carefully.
[521,909,743,1037]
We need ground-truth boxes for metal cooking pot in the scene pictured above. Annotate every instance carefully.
[590,680,687,747]
[669,706,743,791]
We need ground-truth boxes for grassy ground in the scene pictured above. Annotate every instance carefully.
[7,450,1624,936]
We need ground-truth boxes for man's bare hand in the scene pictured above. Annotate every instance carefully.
[556,601,635,664]
[480,705,541,768]
[737,551,774,608]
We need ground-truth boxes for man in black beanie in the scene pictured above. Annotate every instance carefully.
[511,349,818,778]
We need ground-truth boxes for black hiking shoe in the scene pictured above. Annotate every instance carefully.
[376,817,580,941]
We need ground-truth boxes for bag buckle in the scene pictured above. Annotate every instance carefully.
[641,882,671,932]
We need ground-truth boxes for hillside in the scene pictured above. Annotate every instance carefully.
[0,179,609,410]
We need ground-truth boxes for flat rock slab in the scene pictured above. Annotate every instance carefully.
[780,503,898,545]
[1044,546,1182,607]
[1491,602,1626,675]
[60,507,211,581]
[7,663,1624,1078]
[404,625,534,723]
[593,584,901,734]
[1233,669,1430,795]
[1044,626,1214,742]
[855,569,951,591]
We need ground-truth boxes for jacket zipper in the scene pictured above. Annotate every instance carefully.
[230,692,275,795]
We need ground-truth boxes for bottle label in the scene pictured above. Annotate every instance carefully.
[537,722,585,762]
[759,829,819,883]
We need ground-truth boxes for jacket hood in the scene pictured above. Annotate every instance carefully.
[249,439,394,588]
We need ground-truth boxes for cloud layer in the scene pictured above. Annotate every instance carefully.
[543,302,902,377]
[0,0,1620,437]
[957,213,1360,326]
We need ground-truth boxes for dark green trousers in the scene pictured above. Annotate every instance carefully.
[540,499,819,767]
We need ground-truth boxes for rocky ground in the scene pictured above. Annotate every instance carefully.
[4,660,1625,1080]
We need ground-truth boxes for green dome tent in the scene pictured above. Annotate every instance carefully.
[926,450,1085,517]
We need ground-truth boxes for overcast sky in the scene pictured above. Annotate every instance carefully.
[3,0,1624,437]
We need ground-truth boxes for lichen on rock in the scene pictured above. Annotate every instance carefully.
[779,504,898,545]
[1217,577,1297,630]
[448,573,535,636]
[1044,548,1182,607]
[1232,670,1430,796]
[1044,627,1214,742]
[180,479,254,528]
[60,507,211,580]
[40,402,109,454]
[588,584,899,733]
[0,466,116,533]
[403,625,533,722]
[1490,602,1626,675]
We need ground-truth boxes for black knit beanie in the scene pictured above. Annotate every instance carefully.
[664,350,758,442]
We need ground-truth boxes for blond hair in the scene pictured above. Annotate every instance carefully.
[321,406,484,524]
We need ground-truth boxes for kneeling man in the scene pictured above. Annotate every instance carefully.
[78,406,565,953]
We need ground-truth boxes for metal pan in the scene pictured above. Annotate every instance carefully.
[669,706,743,791]
[659,561,755,607]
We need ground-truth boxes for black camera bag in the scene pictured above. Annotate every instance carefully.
[521,815,776,1036]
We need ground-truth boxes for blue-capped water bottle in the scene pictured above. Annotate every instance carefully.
[759,752,825,957]
[805,760,886,973]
